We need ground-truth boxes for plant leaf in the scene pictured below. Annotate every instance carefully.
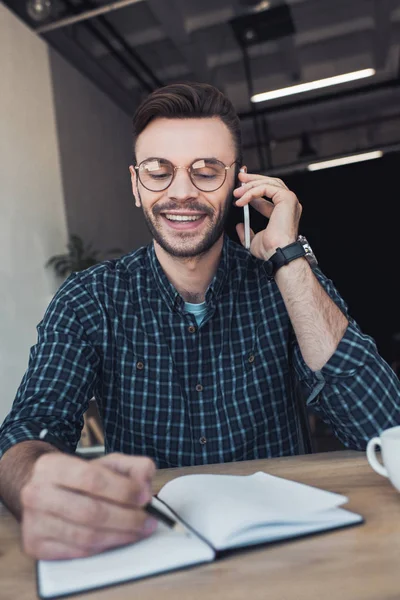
[45,254,69,267]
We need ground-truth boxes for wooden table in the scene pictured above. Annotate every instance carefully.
[1,450,399,600]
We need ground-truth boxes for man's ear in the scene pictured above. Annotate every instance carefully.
[129,165,141,207]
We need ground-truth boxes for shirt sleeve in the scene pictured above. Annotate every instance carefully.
[0,273,100,459]
[291,266,400,450]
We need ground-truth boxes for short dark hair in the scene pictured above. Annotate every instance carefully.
[132,82,242,164]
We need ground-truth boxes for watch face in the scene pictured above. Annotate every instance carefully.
[298,235,318,267]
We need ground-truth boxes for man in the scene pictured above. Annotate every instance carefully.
[0,83,399,560]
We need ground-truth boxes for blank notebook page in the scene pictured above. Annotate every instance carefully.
[158,472,349,548]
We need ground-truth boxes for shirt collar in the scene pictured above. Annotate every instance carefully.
[146,235,235,312]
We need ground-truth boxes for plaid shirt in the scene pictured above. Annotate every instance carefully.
[1,236,399,467]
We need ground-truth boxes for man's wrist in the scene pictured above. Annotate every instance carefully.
[262,237,296,261]
[264,240,306,279]
[274,254,309,282]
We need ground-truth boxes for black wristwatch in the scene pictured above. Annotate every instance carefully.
[264,239,308,278]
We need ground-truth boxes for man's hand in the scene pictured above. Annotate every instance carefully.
[233,172,349,370]
[20,452,157,560]
[233,171,302,261]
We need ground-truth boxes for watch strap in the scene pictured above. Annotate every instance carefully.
[265,240,306,278]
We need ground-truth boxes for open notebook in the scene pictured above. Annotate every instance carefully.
[37,471,363,599]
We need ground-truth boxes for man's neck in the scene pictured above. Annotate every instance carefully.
[154,236,224,303]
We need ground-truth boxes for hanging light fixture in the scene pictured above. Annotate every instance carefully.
[26,0,52,22]
[251,69,376,103]
[308,150,383,171]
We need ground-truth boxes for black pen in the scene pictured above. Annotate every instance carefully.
[143,501,186,532]
[38,427,185,532]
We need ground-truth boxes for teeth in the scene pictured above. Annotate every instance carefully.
[164,214,202,222]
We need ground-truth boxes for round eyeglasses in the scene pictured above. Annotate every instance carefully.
[135,158,238,193]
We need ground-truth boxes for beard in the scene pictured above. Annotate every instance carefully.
[138,186,234,259]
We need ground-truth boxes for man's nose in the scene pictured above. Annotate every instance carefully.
[167,168,198,200]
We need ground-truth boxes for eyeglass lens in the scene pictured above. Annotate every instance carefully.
[138,159,228,192]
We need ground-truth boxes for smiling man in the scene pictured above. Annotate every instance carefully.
[132,119,234,259]
[129,116,237,304]
[0,82,399,561]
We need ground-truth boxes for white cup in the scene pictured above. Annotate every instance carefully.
[366,426,400,492]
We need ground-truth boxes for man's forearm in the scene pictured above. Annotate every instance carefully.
[275,258,348,371]
[0,441,58,519]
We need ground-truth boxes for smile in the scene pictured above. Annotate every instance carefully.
[164,214,203,221]
[160,212,207,230]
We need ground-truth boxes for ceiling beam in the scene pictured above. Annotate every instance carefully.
[146,0,209,82]
[184,6,236,35]
[36,0,145,34]
[79,0,162,88]
[373,0,392,70]
[90,28,167,59]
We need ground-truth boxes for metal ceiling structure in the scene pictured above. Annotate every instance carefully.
[5,0,400,173]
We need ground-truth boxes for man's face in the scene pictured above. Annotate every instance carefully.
[131,117,238,258]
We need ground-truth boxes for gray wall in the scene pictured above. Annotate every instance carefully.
[0,4,68,422]
[0,4,151,423]
[49,50,151,256]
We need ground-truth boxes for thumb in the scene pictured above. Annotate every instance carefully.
[97,453,156,484]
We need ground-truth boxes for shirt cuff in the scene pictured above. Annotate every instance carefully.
[293,321,378,384]
[319,322,378,378]
[0,422,75,459]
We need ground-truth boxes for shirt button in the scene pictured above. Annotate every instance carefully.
[199,436,207,445]
[195,384,203,392]
[136,361,144,370]
[248,353,255,363]
[188,325,196,333]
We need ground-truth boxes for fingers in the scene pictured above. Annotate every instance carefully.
[236,195,274,217]
[23,516,155,560]
[22,510,156,559]
[24,538,90,560]
[22,480,155,533]
[235,171,293,207]
[98,453,156,504]
[237,171,289,190]
[20,453,159,560]
[98,453,156,485]
[32,452,151,507]
[234,182,298,210]
[247,196,274,218]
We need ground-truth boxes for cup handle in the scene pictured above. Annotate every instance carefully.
[366,437,388,478]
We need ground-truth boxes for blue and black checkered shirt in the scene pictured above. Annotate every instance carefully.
[1,236,399,467]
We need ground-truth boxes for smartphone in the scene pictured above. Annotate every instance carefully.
[239,168,251,250]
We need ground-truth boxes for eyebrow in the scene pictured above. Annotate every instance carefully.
[139,156,224,165]
[192,157,221,163]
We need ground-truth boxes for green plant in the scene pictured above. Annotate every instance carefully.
[46,234,121,277]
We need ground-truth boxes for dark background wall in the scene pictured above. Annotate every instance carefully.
[226,151,400,365]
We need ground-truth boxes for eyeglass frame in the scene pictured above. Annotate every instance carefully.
[134,157,239,192]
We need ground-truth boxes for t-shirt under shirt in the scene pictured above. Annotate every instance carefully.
[184,301,208,326]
